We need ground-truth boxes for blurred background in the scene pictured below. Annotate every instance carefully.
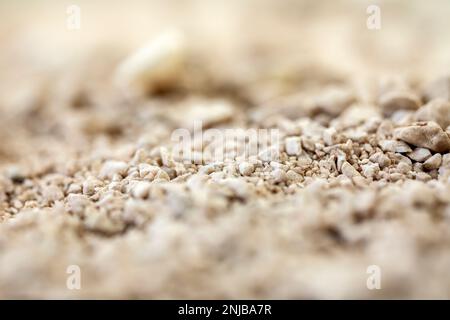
[2,0,450,76]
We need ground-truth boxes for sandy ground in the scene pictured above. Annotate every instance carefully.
[1,0,450,299]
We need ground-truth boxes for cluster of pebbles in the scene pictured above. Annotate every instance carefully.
[2,9,450,297]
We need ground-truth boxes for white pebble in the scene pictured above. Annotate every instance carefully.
[99,161,128,180]
[258,146,279,162]
[285,137,302,156]
[239,162,255,176]
[272,169,287,183]
[407,148,432,162]
[132,181,152,199]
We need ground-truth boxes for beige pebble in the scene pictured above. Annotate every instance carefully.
[378,139,412,153]
[407,148,432,162]
[390,172,404,182]
[394,121,450,152]
[397,161,412,174]
[423,153,442,170]
[369,152,391,168]
[341,161,360,178]
[361,163,380,178]
[286,170,303,182]
[155,169,170,181]
[301,137,316,152]
[394,153,412,165]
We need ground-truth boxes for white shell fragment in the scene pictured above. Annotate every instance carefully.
[115,30,186,95]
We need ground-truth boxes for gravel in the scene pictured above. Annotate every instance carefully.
[1,0,450,300]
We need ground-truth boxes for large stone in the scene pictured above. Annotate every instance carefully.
[414,98,450,129]
[394,121,450,153]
